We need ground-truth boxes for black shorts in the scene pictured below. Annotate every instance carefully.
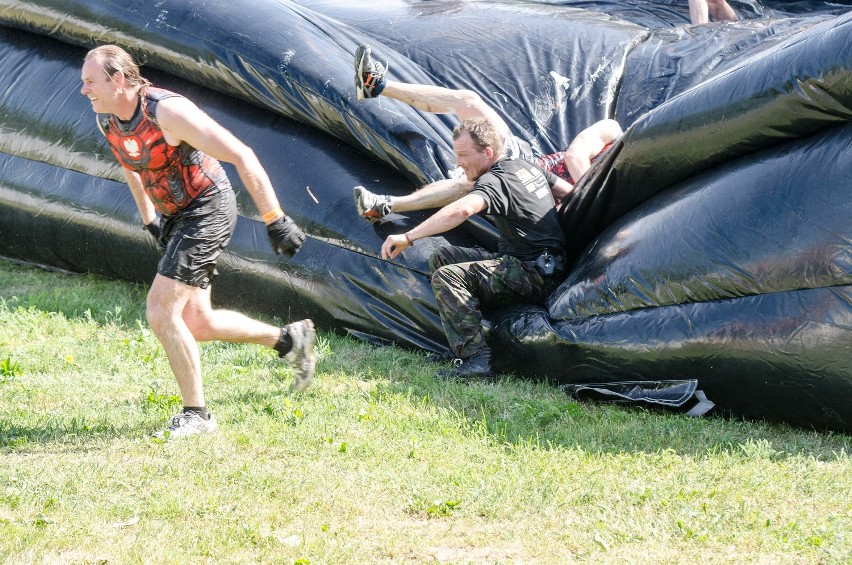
[156,188,237,289]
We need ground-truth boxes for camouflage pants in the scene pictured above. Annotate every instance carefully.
[430,245,559,359]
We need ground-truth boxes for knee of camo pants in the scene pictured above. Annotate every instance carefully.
[431,264,487,357]
[429,245,496,274]
[429,246,456,273]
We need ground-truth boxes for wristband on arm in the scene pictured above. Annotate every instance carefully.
[262,207,284,224]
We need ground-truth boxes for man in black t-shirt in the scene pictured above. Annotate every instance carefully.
[381,118,572,381]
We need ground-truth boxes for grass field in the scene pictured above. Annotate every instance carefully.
[0,257,849,563]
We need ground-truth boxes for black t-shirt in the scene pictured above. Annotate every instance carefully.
[469,158,567,261]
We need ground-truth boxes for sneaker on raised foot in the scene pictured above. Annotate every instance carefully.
[353,185,392,222]
[282,319,316,392]
[153,411,218,440]
[354,44,387,100]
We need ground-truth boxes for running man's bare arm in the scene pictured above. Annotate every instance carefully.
[124,169,157,225]
[155,96,285,222]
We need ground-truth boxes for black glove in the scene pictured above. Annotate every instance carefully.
[143,220,166,254]
[266,215,305,257]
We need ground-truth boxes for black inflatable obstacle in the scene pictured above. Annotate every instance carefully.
[0,0,849,431]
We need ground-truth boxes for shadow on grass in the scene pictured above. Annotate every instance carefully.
[0,418,157,450]
[352,345,852,462]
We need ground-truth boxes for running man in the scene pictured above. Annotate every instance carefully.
[80,45,317,439]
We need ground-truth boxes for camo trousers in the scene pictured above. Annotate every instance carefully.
[429,245,560,359]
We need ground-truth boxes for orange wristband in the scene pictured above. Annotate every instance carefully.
[404,232,414,245]
[262,207,284,224]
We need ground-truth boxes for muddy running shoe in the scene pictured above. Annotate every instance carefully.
[153,411,218,440]
[282,319,316,392]
[353,185,392,222]
[354,45,387,100]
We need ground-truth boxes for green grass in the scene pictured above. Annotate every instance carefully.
[0,257,849,564]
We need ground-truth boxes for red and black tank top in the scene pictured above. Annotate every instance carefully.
[98,87,230,215]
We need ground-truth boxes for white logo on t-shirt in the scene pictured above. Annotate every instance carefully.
[516,167,549,199]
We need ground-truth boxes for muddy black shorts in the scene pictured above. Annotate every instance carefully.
[156,188,237,289]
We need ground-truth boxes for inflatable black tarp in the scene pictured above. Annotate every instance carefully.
[0,0,849,431]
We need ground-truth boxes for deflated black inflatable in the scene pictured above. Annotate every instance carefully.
[0,0,849,431]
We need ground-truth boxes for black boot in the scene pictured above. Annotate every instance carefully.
[424,349,454,364]
[438,350,496,383]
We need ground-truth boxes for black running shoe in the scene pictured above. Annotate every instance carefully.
[438,351,496,383]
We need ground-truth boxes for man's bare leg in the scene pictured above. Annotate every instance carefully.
[707,0,738,21]
[392,178,474,213]
[355,178,474,221]
[146,275,209,407]
[688,0,737,23]
[179,284,280,347]
[688,0,710,24]
[147,275,313,409]
[355,44,511,136]
[562,119,623,183]
[380,81,512,138]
